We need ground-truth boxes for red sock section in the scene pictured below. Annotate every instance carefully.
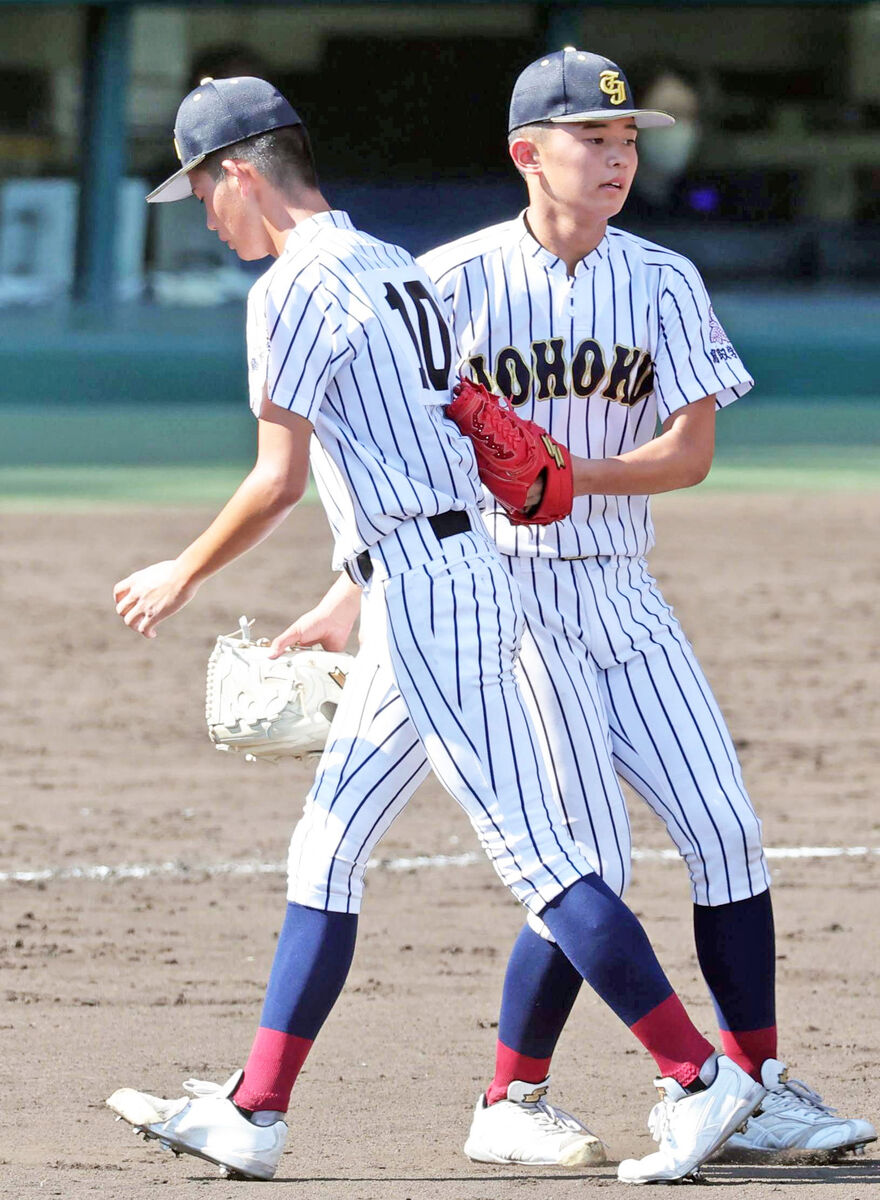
[233,1027,314,1112]
[629,993,715,1088]
[720,1027,777,1080]
[485,1040,552,1106]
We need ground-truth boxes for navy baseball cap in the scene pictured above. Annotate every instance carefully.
[509,48,675,133]
[147,76,303,204]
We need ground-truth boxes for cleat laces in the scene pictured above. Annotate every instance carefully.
[525,1097,583,1135]
[646,1095,684,1155]
[766,1073,836,1119]
[647,1099,670,1142]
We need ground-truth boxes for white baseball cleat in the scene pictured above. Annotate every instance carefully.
[106,1069,287,1180]
[716,1059,877,1157]
[463,1077,605,1167]
[617,1054,765,1184]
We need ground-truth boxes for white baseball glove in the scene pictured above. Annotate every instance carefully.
[206,616,353,763]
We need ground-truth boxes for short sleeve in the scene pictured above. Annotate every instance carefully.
[653,259,754,421]
[264,271,346,424]
[245,273,271,417]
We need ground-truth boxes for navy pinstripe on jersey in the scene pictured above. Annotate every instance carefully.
[246,210,482,572]
[419,215,753,560]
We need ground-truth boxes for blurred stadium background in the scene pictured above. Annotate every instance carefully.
[0,0,877,503]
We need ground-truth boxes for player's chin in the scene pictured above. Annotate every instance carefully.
[596,185,629,214]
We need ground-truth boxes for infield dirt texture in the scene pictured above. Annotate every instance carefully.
[1,491,878,1199]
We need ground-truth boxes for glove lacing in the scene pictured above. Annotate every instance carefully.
[471,397,531,462]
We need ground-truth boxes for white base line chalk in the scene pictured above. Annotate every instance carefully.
[0,845,877,886]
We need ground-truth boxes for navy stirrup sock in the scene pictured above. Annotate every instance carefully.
[693,890,777,1078]
[538,876,714,1086]
[539,875,674,1025]
[486,923,583,1103]
[235,903,358,1111]
[498,923,583,1058]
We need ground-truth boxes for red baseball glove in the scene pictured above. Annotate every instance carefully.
[446,378,573,525]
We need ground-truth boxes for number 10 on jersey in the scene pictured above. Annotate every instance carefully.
[384,279,453,392]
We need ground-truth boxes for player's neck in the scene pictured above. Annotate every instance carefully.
[263,188,333,257]
[524,204,607,276]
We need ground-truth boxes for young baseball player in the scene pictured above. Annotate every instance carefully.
[417,48,875,1165]
[278,50,875,1168]
[107,77,766,1184]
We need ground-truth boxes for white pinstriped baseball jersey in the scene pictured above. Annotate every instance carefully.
[413,213,768,910]
[419,215,754,560]
[243,208,596,915]
[246,210,482,573]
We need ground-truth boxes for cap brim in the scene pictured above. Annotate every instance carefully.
[146,153,207,204]
[549,108,675,129]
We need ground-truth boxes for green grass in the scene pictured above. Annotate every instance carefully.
[0,398,876,507]
[0,465,324,509]
[700,446,880,492]
[0,450,876,509]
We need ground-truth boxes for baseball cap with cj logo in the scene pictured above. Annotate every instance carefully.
[509,48,675,133]
[147,76,302,203]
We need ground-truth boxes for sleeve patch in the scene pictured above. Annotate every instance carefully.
[708,305,731,346]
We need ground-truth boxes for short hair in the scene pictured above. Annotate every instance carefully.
[507,122,550,149]
[200,124,318,191]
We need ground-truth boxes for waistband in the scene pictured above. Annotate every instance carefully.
[344,509,480,586]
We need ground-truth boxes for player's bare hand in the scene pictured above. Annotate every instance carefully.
[113,560,198,639]
[269,575,362,656]
[269,606,353,656]
[525,473,546,512]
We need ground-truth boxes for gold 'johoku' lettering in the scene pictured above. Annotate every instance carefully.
[468,338,654,409]
[598,70,627,106]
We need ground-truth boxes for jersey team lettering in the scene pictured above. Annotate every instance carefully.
[466,338,657,408]
[419,218,754,560]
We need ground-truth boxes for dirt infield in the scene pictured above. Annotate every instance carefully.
[2,491,879,1199]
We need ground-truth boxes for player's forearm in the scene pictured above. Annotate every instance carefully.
[174,467,302,587]
[571,420,714,497]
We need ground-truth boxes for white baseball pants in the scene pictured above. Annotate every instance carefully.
[508,553,770,907]
[286,514,592,915]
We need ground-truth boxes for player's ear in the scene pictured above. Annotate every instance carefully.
[509,134,543,176]
[220,158,259,195]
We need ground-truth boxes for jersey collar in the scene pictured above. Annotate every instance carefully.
[281,209,355,256]
[517,210,608,276]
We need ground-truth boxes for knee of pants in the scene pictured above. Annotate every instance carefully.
[681,808,769,906]
[566,821,632,901]
[526,852,631,943]
[285,802,369,915]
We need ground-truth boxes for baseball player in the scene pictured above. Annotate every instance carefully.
[106,77,766,1184]
[416,48,875,1165]
[277,50,875,1167]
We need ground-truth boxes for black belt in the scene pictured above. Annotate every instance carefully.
[345,510,471,584]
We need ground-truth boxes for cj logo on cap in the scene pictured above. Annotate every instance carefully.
[599,70,627,106]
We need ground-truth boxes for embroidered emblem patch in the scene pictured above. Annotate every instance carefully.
[599,71,627,106]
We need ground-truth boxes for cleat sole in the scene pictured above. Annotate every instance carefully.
[124,1123,274,1180]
